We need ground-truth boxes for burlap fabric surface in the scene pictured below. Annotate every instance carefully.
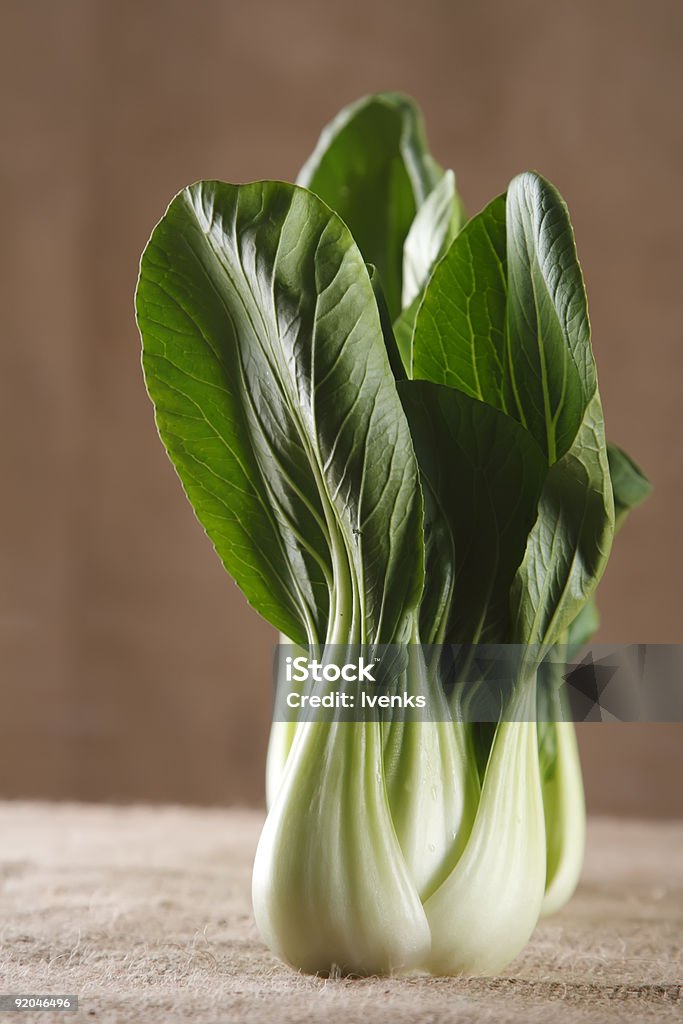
[1,803,681,1023]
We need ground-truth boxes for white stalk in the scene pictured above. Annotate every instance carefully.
[265,719,299,810]
[422,707,546,975]
[265,633,304,810]
[385,718,477,900]
[541,720,586,916]
[253,716,430,976]
[382,647,479,900]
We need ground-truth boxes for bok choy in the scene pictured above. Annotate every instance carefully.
[135,92,650,977]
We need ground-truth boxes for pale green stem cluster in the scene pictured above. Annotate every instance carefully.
[256,634,583,975]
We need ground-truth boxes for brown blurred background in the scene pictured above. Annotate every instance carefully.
[1,0,681,816]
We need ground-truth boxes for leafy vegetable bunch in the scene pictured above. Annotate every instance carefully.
[135,93,650,977]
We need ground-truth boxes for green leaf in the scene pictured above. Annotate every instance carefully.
[392,292,421,376]
[412,172,614,647]
[511,394,613,646]
[297,92,444,320]
[367,264,407,382]
[505,173,594,464]
[566,597,600,654]
[412,194,508,400]
[414,175,596,466]
[563,443,650,651]
[398,381,547,644]
[136,180,424,647]
[607,442,652,529]
[392,172,464,376]
[402,170,462,309]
